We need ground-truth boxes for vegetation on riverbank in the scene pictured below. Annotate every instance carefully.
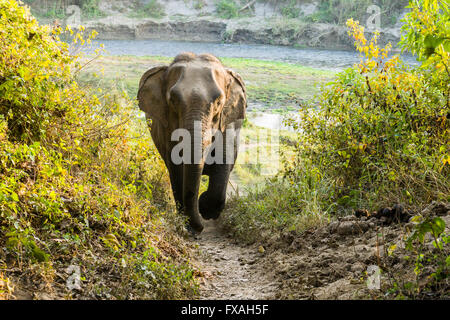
[79,55,335,110]
[23,0,406,27]
[222,0,449,299]
[0,0,197,299]
[22,0,106,19]
[217,0,406,25]
[303,0,406,25]
[128,0,166,19]
[20,0,407,50]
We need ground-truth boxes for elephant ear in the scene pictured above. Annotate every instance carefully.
[137,66,168,127]
[220,69,247,131]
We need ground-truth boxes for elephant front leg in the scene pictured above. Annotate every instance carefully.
[199,164,232,220]
[183,163,204,233]
[167,162,184,213]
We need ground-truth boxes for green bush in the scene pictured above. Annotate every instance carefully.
[194,0,206,10]
[216,0,240,19]
[224,0,449,243]
[304,0,407,26]
[129,0,165,19]
[223,170,333,243]
[288,14,449,210]
[280,0,301,19]
[0,0,195,299]
[386,214,449,299]
[41,1,66,19]
[81,0,105,19]
[20,0,105,20]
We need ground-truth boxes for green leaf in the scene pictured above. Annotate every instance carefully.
[432,239,443,250]
[32,246,49,262]
[27,241,49,262]
[443,40,450,52]
[10,192,19,202]
[424,35,444,49]
[431,217,446,236]
[423,46,435,58]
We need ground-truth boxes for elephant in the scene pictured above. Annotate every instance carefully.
[137,52,247,234]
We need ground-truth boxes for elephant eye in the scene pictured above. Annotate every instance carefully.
[168,87,184,106]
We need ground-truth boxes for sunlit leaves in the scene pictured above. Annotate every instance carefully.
[0,0,100,142]
[0,1,196,298]
[288,6,449,210]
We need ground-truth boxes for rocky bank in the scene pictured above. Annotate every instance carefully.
[33,0,406,50]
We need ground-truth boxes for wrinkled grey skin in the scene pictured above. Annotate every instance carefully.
[137,52,247,234]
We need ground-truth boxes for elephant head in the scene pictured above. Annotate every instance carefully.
[137,52,247,233]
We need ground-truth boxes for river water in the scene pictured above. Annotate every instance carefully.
[90,39,419,130]
[92,39,419,71]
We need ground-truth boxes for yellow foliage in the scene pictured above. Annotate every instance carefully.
[292,15,449,209]
[0,0,196,299]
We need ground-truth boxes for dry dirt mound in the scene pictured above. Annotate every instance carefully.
[270,202,449,299]
[194,202,449,300]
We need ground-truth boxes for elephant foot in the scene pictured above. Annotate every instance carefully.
[199,192,225,220]
[182,208,204,234]
[186,222,203,238]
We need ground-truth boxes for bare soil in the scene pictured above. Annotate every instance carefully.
[5,203,448,300]
[194,203,450,300]
[194,219,278,299]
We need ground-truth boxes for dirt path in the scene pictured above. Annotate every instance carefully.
[193,214,390,300]
[194,219,278,300]
[192,202,450,300]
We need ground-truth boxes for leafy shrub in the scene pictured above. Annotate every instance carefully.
[21,0,105,20]
[287,10,449,211]
[385,214,449,299]
[224,0,449,247]
[223,170,333,243]
[0,3,74,142]
[0,0,195,299]
[20,0,66,19]
[81,0,105,19]
[304,0,407,26]
[41,1,66,19]
[130,0,165,19]
[194,0,206,10]
[280,0,301,19]
[216,0,240,19]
